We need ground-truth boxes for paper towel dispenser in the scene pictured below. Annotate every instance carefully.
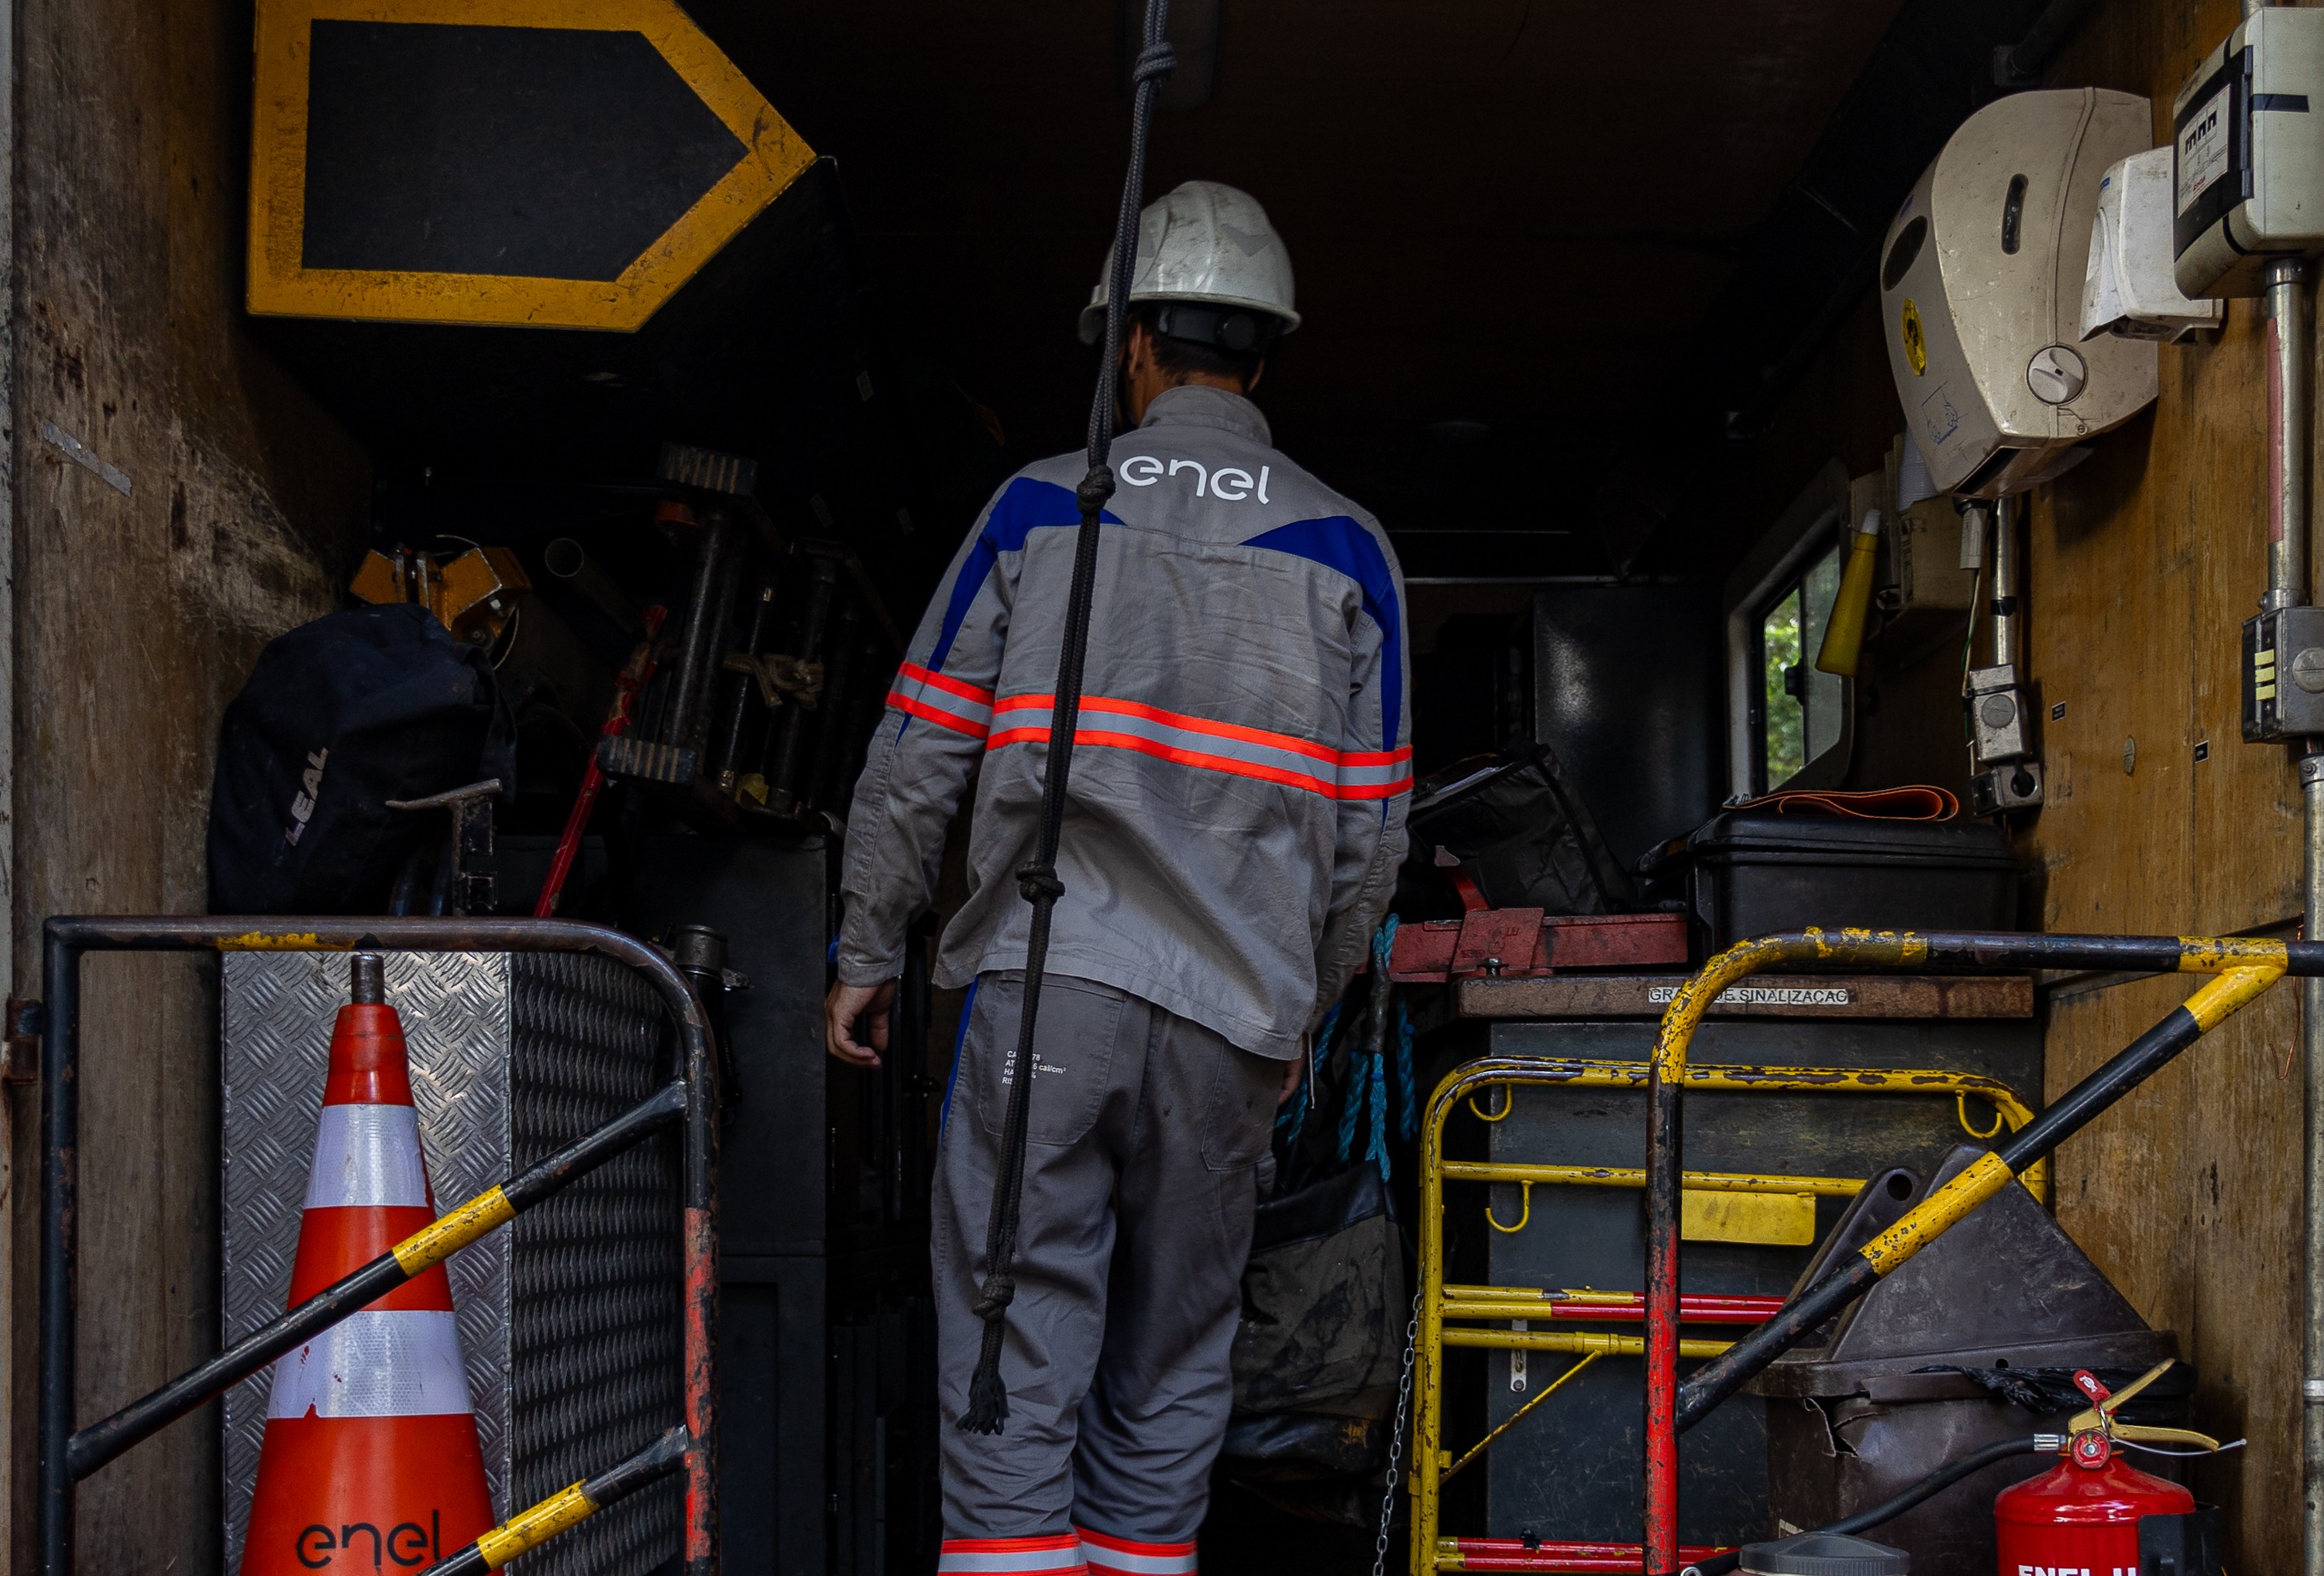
[1880,88,2158,499]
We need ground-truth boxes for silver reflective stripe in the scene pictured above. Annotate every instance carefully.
[1338,756,1414,792]
[1078,1537,1198,1576]
[935,1541,1087,1574]
[266,1309,473,1419]
[303,1103,430,1209]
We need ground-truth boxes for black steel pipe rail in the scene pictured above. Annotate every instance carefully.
[425,1425,692,1575]
[67,1080,686,1479]
[35,916,720,1576]
[1644,928,2319,977]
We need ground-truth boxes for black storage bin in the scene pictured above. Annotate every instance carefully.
[1652,812,2019,948]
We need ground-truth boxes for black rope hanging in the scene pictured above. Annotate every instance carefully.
[958,0,1177,1436]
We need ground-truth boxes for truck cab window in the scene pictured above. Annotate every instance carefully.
[1757,537,1844,790]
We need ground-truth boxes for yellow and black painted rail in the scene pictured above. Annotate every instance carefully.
[64,1080,686,1480]
[426,1427,692,1574]
[1638,927,2303,1576]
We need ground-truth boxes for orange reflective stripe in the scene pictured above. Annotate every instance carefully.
[1075,1527,1198,1576]
[892,694,988,738]
[899,662,994,706]
[995,692,1342,764]
[988,692,1412,800]
[995,694,1346,766]
[939,1533,1088,1575]
[889,662,994,739]
[993,724,1338,794]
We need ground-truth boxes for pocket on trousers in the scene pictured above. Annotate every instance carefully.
[1202,1042,1281,1172]
[974,974,1122,1149]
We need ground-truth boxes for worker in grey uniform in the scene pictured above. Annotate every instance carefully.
[824,180,1410,1576]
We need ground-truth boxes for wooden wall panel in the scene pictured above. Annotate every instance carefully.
[1740,0,2315,1564]
[2,0,370,1570]
[2036,3,2303,1563]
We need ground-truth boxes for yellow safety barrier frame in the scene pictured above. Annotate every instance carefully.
[1411,1056,2043,1573]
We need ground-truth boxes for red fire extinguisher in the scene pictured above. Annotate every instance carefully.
[1994,1362,2221,1576]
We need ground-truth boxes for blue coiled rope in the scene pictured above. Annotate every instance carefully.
[1337,1002,1366,1163]
[1288,919,1419,1182]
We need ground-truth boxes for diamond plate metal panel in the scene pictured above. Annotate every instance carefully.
[222,953,515,1571]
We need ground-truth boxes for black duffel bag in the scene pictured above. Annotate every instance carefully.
[1395,742,1635,918]
[1222,1165,1408,1484]
[207,603,513,915]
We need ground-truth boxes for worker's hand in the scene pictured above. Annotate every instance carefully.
[826,979,897,1068]
[1278,1051,1306,1107]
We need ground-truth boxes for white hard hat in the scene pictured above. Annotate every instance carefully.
[1078,180,1300,347]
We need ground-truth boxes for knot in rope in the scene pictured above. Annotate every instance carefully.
[971,1273,1017,1321]
[1077,465,1117,517]
[1133,43,1177,84]
[1016,863,1065,904]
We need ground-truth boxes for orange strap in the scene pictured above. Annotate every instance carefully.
[1727,784,1959,822]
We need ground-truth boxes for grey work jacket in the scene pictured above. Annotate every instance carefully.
[836,385,1411,1059]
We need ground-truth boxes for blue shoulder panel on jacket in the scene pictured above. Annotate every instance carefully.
[1242,517,1402,752]
[928,476,1122,673]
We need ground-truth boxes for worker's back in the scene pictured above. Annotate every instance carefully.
[841,383,1411,1057]
[827,177,1409,1564]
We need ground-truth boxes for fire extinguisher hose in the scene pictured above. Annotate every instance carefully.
[1680,1436,2053,1576]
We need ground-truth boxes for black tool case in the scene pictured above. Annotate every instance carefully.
[1752,1144,2184,1576]
[1648,813,2020,949]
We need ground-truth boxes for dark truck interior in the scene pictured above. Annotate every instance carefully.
[44,1,2315,1574]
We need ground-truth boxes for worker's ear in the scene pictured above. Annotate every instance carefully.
[1243,357,1266,396]
[1114,321,1144,429]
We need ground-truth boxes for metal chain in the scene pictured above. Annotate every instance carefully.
[1373,1291,1422,1576]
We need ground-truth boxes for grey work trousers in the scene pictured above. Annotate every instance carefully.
[933,970,1281,1544]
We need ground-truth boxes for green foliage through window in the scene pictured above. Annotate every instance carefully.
[1762,589,1803,785]
[1757,538,1847,790]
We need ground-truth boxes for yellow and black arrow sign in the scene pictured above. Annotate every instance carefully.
[248,0,814,331]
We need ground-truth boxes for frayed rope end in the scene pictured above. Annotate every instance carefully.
[958,1319,1011,1434]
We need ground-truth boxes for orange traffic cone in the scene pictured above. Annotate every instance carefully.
[241,954,495,1575]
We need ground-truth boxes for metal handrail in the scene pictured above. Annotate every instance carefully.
[429,1426,694,1575]
[1638,927,2315,1576]
[33,916,721,1576]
